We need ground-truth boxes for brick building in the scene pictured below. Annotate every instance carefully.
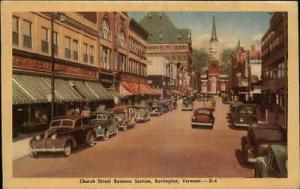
[261,12,288,129]
[138,12,193,94]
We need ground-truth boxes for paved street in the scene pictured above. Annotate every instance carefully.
[13,96,253,178]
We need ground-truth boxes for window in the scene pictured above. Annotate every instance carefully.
[41,27,49,53]
[72,40,78,60]
[22,20,32,48]
[83,43,88,63]
[53,31,58,55]
[118,29,126,48]
[89,45,94,64]
[102,19,111,41]
[64,36,71,59]
[101,46,111,70]
[12,16,19,45]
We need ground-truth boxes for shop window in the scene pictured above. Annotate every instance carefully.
[12,16,19,45]
[22,20,32,49]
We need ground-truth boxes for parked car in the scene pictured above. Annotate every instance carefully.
[89,110,119,140]
[241,125,286,163]
[191,108,214,128]
[231,104,258,128]
[29,115,96,157]
[181,98,193,111]
[113,105,136,131]
[150,101,163,116]
[254,144,287,178]
[135,105,151,122]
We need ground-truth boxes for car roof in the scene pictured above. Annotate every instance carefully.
[194,108,212,114]
[53,115,83,121]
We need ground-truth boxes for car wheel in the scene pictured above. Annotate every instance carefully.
[103,130,109,141]
[63,142,72,157]
[30,151,39,158]
[88,132,95,147]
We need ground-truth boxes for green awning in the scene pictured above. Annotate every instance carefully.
[13,79,36,105]
[85,81,113,100]
[70,80,98,101]
[107,89,123,99]
[13,74,84,104]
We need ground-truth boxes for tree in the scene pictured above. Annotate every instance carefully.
[192,48,211,73]
[220,48,236,74]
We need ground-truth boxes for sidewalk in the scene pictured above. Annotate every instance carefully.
[13,138,31,160]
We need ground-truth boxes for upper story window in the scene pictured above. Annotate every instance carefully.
[41,27,49,53]
[64,36,71,59]
[12,16,19,45]
[72,40,78,60]
[83,43,88,63]
[89,45,94,64]
[118,29,126,48]
[52,31,58,55]
[22,20,32,49]
[102,19,111,41]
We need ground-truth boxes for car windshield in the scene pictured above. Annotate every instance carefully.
[183,99,191,104]
[50,120,73,127]
[239,107,255,115]
[92,114,109,121]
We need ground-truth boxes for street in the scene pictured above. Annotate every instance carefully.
[13,96,253,178]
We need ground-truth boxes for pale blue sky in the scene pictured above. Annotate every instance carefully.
[128,12,271,50]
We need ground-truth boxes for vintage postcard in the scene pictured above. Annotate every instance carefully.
[1,1,299,189]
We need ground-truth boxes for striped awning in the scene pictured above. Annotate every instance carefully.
[85,81,113,100]
[108,89,123,99]
[70,80,98,101]
[13,74,84,105]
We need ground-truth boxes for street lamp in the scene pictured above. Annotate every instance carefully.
[50,12,65,120]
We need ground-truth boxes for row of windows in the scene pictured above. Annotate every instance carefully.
[12,16,94,65]
[129,36,146,59]
[148,45,187,50]
[263,62,286,80]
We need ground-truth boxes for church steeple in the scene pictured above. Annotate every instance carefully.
[210,15,218,42]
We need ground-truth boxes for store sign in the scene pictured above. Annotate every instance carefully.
[13,55,97,79]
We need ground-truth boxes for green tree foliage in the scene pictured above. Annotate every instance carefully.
[220,48,236,74]
[192,48,211,73]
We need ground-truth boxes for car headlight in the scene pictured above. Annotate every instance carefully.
[35,135,41,140]
[98,126,102,129]
[51,134,57,140]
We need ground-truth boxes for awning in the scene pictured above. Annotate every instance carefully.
[70,80,98,101]
[85,81,113,100]
[121,81,139,95]
[107,89,123,99]
[13,74,84,104]
[13,79,36,105]
[139,84,161,96]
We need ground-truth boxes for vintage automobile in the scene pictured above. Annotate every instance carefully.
[222,93,231,104]
[181,98,193,111]
[150,101,163,116]
[231,104,258,128]
[29,115,96,157]
[113,105,136,131]
[162,99,171,113]
[135,105,151,122]
[254,144,287,178]
[89,111,119,140]
[241,125,286,163]
[191,108,214,128]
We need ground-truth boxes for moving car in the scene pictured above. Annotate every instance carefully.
[113,105,136,131]
[89,111,119,140]
[150,101,163,116]
[241,125,286,163]
[254,144,287,178]
[135,105,151,122]
[191,108,214,128]
[30,115,95,157]
[231,104,258,128]
[181,98,193,111]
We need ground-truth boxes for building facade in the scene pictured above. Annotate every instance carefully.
[261,12,288,129]
[12,12,114,137]
[139,12,193,94]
